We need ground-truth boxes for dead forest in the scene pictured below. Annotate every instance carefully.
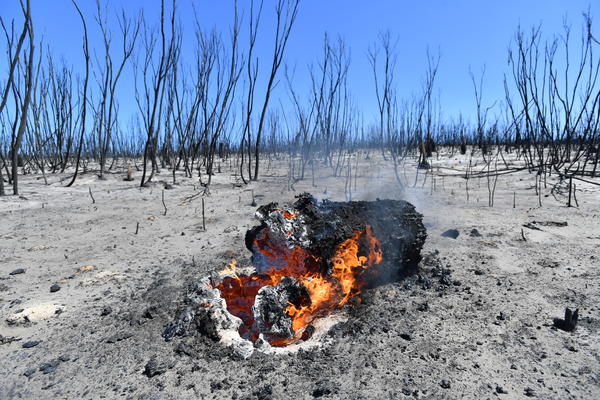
[3,2,600,399]
[1,0,599,204]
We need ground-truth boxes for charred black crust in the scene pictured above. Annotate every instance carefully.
[246,192,427,282]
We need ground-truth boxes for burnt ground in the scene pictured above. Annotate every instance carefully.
[1,152,599,399]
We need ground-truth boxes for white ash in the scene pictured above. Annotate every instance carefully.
[252,285,294,341]
[163,277,343,359]
[163,279,252,358]
[256,206,311,249]
[251,206,312,273]
[252,276,312,343]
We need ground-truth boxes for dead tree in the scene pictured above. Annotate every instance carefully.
[506,15,599,180]
[7,0,34,195]
[285,64,316,180]
[203,3,242,186]
[0,1,31,195]
[470,65,495,158]
[368,31,397,163]
[134,0,178,187]
[239,0,263,183]
[250,0,300,181]
[93,1,140,179]
[419,50,440,167]
[27,42,47,183]
[66,0,90,188]
[44,56,76,173]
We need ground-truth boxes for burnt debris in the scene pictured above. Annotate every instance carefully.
[253,276,311,343]
[247,193,427,281]
[164,193,427,353]
[553,307,579,332]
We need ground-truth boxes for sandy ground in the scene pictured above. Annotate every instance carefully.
[1,152,599,399]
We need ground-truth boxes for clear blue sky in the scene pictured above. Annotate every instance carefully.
[1,0,596,127]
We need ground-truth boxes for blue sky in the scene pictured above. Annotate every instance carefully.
[1,0,596,127]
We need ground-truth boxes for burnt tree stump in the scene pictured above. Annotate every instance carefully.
[247,193,427,283]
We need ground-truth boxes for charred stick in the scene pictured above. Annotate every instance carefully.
[88,186,95,204]
[162,189,167,216]
[202,197,206,231]
[567,177,573,207]
[135,222,139,235]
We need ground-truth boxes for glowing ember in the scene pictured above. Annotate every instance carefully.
[213,224,382,346]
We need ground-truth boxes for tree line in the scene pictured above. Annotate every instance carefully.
[1,1,598,197]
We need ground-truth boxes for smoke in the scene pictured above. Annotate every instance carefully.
[307,152,431,223]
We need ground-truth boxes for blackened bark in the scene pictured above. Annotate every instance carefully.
[248,193,427,281]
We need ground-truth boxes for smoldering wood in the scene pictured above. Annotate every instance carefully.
[165,192,426,348]
[252,276,310,343]
[247,193,427,282]
[163,280,242,341]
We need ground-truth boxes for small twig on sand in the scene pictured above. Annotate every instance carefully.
[88,187,95,204]
[135,222,139,235]
[202,198,206,231]
[123,164,134,181]
[162,190,167,216]
[181,191,202,205]
[567,177,573,207]
[521,228,527,241]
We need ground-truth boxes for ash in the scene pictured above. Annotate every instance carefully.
[162,278,254,358]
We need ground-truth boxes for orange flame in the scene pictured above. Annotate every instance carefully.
[286,225,382,334]
[281,209,298,219]
[219,259,240,280]
[213,225,382,345]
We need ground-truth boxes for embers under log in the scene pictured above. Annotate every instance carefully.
[164,193,426,352]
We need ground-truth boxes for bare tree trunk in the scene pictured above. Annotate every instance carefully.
[252,0,299,180]
[11,0,34,195]
[66,0,90,188]
[0,154,5,196]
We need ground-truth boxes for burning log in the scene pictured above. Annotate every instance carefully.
[247,193,426,280]
[165,193,426,355]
